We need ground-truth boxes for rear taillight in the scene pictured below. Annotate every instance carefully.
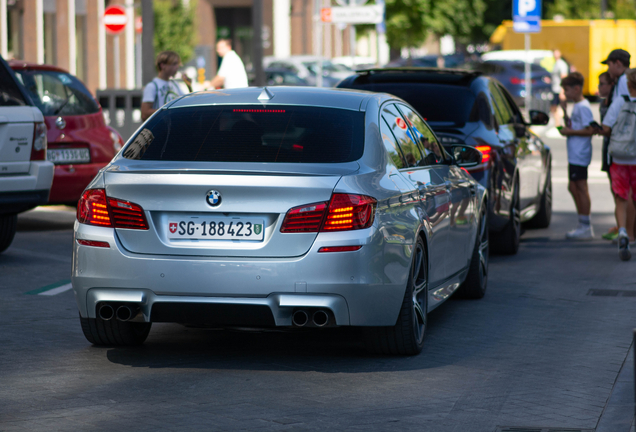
[108,197,149,229]
[280,202,328,233]
[321,194,376,232]
[475,145,492,163]
[31,122,47,161]
[280,193,376,233]
[510,77,537,85]
[77,189,148,230]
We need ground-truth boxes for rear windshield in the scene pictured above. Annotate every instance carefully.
[123,105,365,163]
[13,70,100,116]
[0,63,27,106]
[344,82,475,126]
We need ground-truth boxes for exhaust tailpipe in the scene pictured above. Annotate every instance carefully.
[116,305,135,322]
[312,310,329,327]
[98,304,114,321]
[292,310,309,327]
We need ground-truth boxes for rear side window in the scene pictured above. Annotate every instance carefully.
[13,70,99,116]
[341,82,475,126]
[123,105,365,163]
[0,64,27,106]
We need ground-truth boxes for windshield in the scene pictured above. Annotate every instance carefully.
[123,105,365,163]
[346,82,476,126]
[13,70,100,116]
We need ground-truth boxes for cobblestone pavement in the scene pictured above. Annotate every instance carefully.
[1,134,634,431]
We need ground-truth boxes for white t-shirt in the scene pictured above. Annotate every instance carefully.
[602,94,636,165]
[613,73,629,101]
[567,99,594,166]
[142,78,184,109]
[551,59,568,94]
[217,50,248,89]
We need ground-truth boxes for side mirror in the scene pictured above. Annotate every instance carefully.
[449,145,482,168]
[529,110,550,125]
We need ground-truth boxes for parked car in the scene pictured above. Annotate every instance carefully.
[338,68,552,255]
[0,55,54,253]
[9,61,124,206]
[264,56,351,87]
[463,60,553,107]
[248,68,310,87]
[73,86,488,355]
[386,54,468,68]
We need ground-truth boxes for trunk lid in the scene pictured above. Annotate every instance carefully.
[105,162,358,257]
[0,107,37,176]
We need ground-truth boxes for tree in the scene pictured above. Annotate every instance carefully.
[544,0,636,19]
[153,0,197,65]
[384,0,485,52]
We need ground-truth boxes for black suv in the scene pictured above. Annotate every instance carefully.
[338,68,552,254]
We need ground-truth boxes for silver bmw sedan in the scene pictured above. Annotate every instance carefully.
[72,86,488,355]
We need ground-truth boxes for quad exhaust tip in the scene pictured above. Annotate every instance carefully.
[98,303,138,322]
[98,304,114,321]
[292,310,309,327]
[312,310,329,327]
[116,305,134,322]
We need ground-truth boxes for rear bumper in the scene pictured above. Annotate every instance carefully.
[0,161,54,214]
[72,222,410,327]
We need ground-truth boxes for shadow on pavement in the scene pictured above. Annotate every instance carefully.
[17,206,76,232]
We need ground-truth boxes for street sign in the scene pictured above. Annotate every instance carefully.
[104,5,127,35]
[513,0,541,33]
[320,5,384,24]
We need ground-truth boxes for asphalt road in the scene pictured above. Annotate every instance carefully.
[1,128,635,432]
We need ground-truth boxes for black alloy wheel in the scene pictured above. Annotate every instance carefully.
[364,236,428,355]
[526,167,552,229]
[457,202,489,299]
[492,182,520,255]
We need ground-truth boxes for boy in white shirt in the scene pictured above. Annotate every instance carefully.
[558,72,596,240]
[210,39,248,89]
[141,51,192,121]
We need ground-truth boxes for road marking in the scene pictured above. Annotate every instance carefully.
[25,280,73,296]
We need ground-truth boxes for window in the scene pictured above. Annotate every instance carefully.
[0,64,26,106]
[396,104,446,166]
[380,118,406,169]
[13,70,99,116]
[381,104,422,168]
[123,105,365,163]
[489,81,513,125]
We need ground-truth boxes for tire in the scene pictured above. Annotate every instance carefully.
[491,181,520,255]
[456,202,488,299]
[526,168,552,229]
[364,236,428,356]
[80,315,151,346]
[0,214,18,254]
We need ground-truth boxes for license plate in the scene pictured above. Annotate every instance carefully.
[47,148,90,164]
[167,217,264,241]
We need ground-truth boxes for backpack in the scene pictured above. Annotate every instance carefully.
[609,96,636,159]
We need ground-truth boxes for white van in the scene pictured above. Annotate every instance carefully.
[0,55,54,253]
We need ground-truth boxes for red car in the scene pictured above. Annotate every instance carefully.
[9,61,124,205]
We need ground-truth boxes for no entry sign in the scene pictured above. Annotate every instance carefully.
[104,5,127,34]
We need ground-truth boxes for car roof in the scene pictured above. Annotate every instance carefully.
[341,68,483,86]
[8,59,69,73]
[168,86,380,111]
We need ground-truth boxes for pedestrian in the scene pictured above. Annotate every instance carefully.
[603,49,630,102]
[558,72,596,240]
[600,68,636,261]
[550,49,569,126]
[598,71,620,241]
[210,39,248,89]
[141,50,192,121]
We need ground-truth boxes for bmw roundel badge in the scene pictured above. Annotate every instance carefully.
[206,190,222,207]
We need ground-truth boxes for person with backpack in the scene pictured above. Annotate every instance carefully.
[141,51,192,121]
[600,68,636,261]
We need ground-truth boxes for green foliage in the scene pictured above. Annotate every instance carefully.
[384,0,485,50]
[153,0,197,64]
[471,0,511,43]
[545,0,636,19]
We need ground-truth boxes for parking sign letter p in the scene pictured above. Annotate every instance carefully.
[519,0,536,16]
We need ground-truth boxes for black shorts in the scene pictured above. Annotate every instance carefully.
[551,92,561,106]
[568,164,588,181]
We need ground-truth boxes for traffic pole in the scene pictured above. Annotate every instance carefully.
[525,33,531,111]
[252,0,265,87]
[141,0,154,87]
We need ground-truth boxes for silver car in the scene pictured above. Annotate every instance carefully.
[72,87,488,355]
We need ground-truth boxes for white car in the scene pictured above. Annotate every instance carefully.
[264,56,352,87]
[0,55,54,253]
